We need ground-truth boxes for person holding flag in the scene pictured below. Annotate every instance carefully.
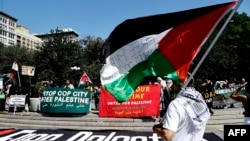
[100,1,239,103]
[98,1,240,140]
[78,71,93,111]
[230,80,250,124]
[5,72,17,96]
[153,77,210,141]
[11,60,21,90]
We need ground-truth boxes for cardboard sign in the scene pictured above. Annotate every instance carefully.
[21,66,35,76]
[9,95,26,106]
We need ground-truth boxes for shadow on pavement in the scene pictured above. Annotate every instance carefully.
[204,132,223,141]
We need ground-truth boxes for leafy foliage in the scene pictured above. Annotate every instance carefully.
[33,29,86,87]
[193,12,250,82]
[79,36,104,84]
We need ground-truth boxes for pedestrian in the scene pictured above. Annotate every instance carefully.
[230,80,250,124]
[152,76,210,141]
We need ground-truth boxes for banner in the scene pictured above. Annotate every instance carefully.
[99,84,161,118]
[0,129,162,141]
[40,88,91,114]
[202,91,216,104]
[0,129,222,141]
[21,66,35,76]
[212,88,246,108]
[0,78,3,89]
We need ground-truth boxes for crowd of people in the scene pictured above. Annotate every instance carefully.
[0,76,101,112]
[154,75,248,117]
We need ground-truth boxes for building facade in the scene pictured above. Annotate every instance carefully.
[35,27,79,43]
[0,11,43,49]
[0,11,17,46]
[16,25,43,50]
[0,11,79,49]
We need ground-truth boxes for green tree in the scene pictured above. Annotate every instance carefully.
[193,12,250,82]
[33,29,85,87]
[0,45,36,92]
[79,35,104,84]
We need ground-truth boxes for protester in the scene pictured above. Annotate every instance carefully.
[93,84,101,110]
[155,77,167,117]
[153,76,210,141]
[5,77,17,96]
[241,78,246,89]
[201,77,215,115]
[230,80,250,124]
[37,81,49,97]
[228,77,237,108]
[48,80,57,87]
[64,79,74,89]
[82,81,93,111]
[164,78,174,106]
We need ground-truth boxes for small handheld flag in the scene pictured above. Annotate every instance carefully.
[78,72,92,88]
[12,61,18,72]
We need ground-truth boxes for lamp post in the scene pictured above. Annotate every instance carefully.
[70,66,80,71]
[70,66,81,87]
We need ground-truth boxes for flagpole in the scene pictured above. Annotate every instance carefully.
[184,0,243,88]
[17,71,21,91]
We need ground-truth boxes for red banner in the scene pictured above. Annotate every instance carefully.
[99,84,161,118]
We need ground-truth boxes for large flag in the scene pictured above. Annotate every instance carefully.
[100,1,237,102]
[78,71,92,88]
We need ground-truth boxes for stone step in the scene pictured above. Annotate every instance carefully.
[0,106,245,132]
[207,118,243,125]
[0,113,155,123]
[0,111,157,131]
[0,122,153,131]
[0,118,155,127]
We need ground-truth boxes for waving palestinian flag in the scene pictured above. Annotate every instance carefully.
[100,1,237,102]
[1,73,15,79]
[78,71,92,88]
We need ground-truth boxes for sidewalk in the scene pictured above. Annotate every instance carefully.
[0,102,245,141]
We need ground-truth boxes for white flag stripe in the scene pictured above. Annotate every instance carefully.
[12,62,18,71]
[101,29,171,85]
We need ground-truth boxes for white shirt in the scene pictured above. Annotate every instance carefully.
[64,84,74,89]
[161,87,210,141]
